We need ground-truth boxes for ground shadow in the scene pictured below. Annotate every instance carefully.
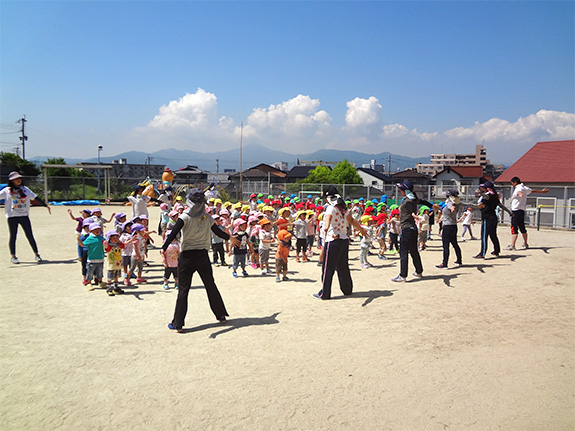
[181,312,281,338]
[281,277,317,283]
[409,273,467,287]
[331,289,396,306]
[523,246,561,254]
[494,254,526,262]
[122,290,157,300]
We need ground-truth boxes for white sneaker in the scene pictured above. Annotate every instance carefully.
[261,270,266,275]
[521,243,529,250]
[11,257,19,264]
[505,245,516,251]
[35,255,43,263]
[460,237,466,242]
[412,272,423,278]
[391,275,406,282]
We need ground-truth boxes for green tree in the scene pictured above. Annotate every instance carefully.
[331,159,363,185]
[298,165,334,184]
[0,152,40,177]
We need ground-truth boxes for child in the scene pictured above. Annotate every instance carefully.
[104,231,127,296]
[230,219,249,277]
[211,214,227,266]
[416,206,431,251]
[119,221,134,284]
[78,219,91,284]
[68,208,92,260]
[375,209,388,259]
[114,213,127,234]
[359,216,377,268]
[91,207,115,228]
[458,206,476,241]
[126,223,148,284]
[247,216,260,269]
[388,209,401,253]
[161,229,180,290]
[293,210,309,262]
[159,204,170,239]
[316,211,325,267]
[305,210,316,256]
[258,218,275,275]
[77,222,106,290]
[275,229,292,282]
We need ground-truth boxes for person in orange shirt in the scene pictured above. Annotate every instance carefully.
[275,229,292,283]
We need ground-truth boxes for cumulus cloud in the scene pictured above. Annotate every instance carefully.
[344,96,382,129]
[131,88,573,164]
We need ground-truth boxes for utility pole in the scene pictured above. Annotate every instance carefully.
[387,155,391,176]
[18,116,27,160]
[216,158,219,173]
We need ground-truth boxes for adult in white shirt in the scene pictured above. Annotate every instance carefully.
[313,186,365,300]
[506,176,548,250]
[0,171,51,264]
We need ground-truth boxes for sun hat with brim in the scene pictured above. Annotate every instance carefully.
[131,223,145,233]
[233,218,247,234]
[82,209,92,215]
[92,207,102,213]
[122,220,133,231]
[83,219,93,227]
[8,171,22,181]
[89,222,101,232]
[277,230,292,241]
[397,182,414,192]
[115,212,127,220]
[259,218,271,226]
[105,230,120,242]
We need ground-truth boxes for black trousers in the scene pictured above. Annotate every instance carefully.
[171,249,228,329]
[8,216,38,256]
[212,242,226,264]
[441,224,462,265]
[318,238,352,299]
[399,227,423,277]
[480,215,500,256]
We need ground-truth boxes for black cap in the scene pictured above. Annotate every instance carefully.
[186,188,206,204]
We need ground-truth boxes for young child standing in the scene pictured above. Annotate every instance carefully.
[258,218,275,275]
[104,231,127,296]
[126,223,148,284]
[119,221,134,284]
[230,219,249,277]
[77,222,106,290]
[275,229,292,282]
[359,217,377,268]
[458,206,476,241]
[293,210,309,262]
[161,230,180,290]
[78,219,91,284]
[416,206,431,251]
[388,209,401,253]
[211,214,227,266]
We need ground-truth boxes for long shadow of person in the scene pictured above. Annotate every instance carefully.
[495,254,526,262]
[410,273,465,287]
[331,289,396,306]
[183,312,281,338]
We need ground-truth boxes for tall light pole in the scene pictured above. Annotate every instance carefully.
[97,145,103,201]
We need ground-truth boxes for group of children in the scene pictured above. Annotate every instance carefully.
[68,190,480,295]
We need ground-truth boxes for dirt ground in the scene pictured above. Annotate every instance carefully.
[0,204,573,430]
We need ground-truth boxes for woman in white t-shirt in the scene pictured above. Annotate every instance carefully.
[0,171,51,264]
[313,186,365,300]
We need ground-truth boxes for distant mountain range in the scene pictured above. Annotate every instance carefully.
[31,143,431,173]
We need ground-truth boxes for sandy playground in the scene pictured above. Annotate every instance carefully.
[0,204,574,431]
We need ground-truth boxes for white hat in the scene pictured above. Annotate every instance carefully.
[8,171,22,181]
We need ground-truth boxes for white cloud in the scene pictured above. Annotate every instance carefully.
[344,96,382,129]
[131,89,574,164]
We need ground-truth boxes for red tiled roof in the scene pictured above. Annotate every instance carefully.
[496,140,575,184]
[434,165,484,178]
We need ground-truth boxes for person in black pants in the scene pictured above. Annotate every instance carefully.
[313,186,365,300]
[162,189,239,333]
[0,171,51,264]
[436,189,462,269]
[392,181,423,282]
[474,181,512,259]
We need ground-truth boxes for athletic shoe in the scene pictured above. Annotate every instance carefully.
[242,271,249,277]
[317,261,323,267]
[378,255,387,260]
[391,275,406,282]
[412,272,423,278]
[360,263,370,269]
[163,283,170,290]
[261,270,266,275]
[99,282,107,288]
[174,284,178,289]
[83,280,91,286]
[275,276,281,282]
[214,262,220,267]
[282,276,289,281]
[312,292,322,299]
[473,254,484,259]
[521,243,529,250]
[35,255,43,263]
[505,245,516,251]
[136,278,147,283]
[10,257,19,264]
[106,289,115,296]
[123,278,132,286]
[491,252,499,257]
[460,237,466,242]
[86,283,95,291]
[232,272,238,278]
[266,268,273,273]
[168,323,183,333]
[302,256,309,262]
[453,262,462,268]
[436,263,448,269]
[217,316,227,324]
[295,258,300,263]
[221,262,228,267]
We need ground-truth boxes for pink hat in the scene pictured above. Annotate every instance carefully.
[248,215,258,224]
[160,203,169,210]
[168,210,179,218]
[233,218,247,234]
[219,209,229,216]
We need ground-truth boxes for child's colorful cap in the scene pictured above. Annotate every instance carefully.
[159,203,169,210]
[168,210,179,218]
[105,230,120,241]
[122,221,133,231]
[83,219,92,227]
[115,212,126,220]
[82,209,92,215]
[89,222,101,232]
[131,223,145,233]
[259,218,271,226]
[277,229,292,241]
[92,207,102,213]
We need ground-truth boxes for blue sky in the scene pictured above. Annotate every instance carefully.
[1,0,573,166]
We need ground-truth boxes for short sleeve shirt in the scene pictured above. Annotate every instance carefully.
[0,186,36,218]
[325,205,348,242]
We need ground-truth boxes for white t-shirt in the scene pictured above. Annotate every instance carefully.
[127,195,151,218]
[461,209,473,225]
[325,205,348,242]
[259,229,273,250]
[0,186,36,218]
[511,184,532,211]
